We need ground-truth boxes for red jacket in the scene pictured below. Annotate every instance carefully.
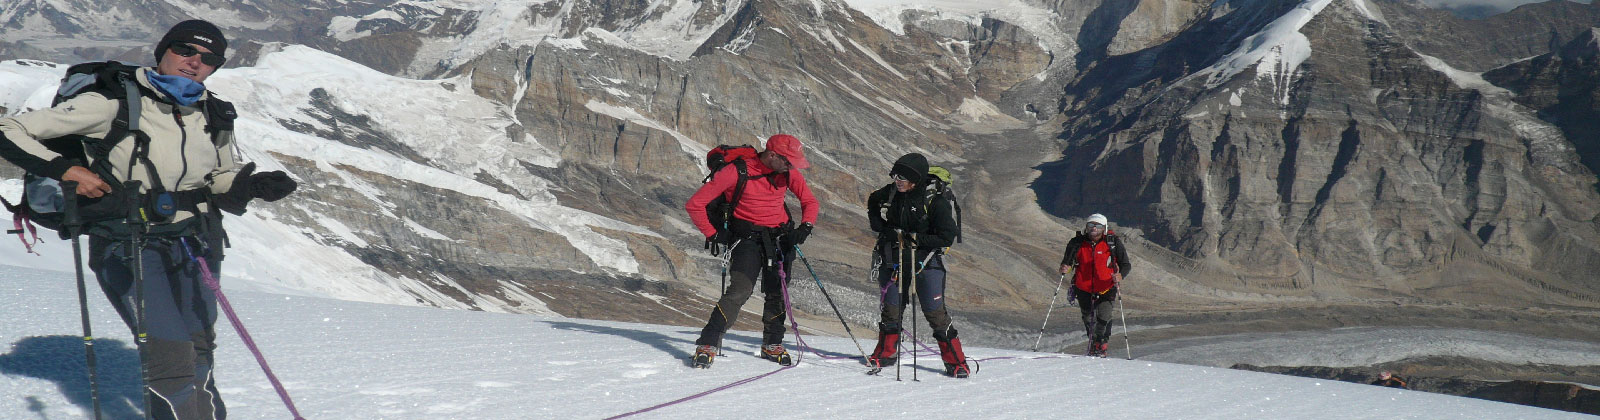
[1060,232,1131,294]
[685,158,818,237]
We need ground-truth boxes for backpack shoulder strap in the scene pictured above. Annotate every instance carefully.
[1105,233,1130,269]
[78,64,145,190]
[97,63,168,193]
[726,158,751,212]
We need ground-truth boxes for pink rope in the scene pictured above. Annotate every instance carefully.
[12,213,41,255]
[606,249,846,419]
[179,239,306,420]
[602,364,791,420]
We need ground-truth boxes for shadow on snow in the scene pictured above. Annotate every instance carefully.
[0,335,144,419]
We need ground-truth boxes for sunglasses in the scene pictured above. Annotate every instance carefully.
[1086,222,1106,230]
[169,43,226,67]
[891,173,909,182]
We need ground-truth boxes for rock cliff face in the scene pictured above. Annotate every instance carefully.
[1374,0,1600,72]
[482,0,1068,318]
[1486,28,1600,193]
[1038,0,1600,309]
[2,0,1599,345]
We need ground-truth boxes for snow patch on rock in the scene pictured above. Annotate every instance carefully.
[1196,0,1334,105]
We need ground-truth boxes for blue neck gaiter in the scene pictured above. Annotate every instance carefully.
[145,70,206,106]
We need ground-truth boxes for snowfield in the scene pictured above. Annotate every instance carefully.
[0,50,653,311]
[0,265,1587,419]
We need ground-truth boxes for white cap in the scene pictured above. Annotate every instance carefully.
[1088,213,1108,226]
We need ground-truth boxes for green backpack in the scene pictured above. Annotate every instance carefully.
[926,166,962,244]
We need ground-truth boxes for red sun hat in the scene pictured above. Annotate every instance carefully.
[764,134,810,169]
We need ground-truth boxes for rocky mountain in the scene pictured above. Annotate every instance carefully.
[1485,27,1600,198]
[1039,0,1600,312]
[2,0,1599,360]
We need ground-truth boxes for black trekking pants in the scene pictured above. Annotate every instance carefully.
[695,236,796,346]
[1078,286,1118,343]
[89,236,225,420]
[876,247,955,340]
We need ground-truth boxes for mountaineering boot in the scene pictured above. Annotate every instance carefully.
[938,338,970,378]
[946,363,971,379]
[1087,341,1108,358]
[761,344,794,366]
[693,345,717,368]
[867,330,901,372]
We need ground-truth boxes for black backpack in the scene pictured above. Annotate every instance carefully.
[3,61,235,248]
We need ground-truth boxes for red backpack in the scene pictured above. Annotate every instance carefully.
[703,145,758,183]
[702,145,760,230]
[700,144,755,229]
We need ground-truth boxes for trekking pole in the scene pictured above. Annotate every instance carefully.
[120,181,154,420]
[177,238,307,420]
[61,182,103,420]
[1118,287,1132,360]
[794,246,869,361]
[904,232,924,382]
[1033,271,1069,352]
[895,231,905,382]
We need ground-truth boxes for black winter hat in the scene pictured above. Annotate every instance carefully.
[890,153,929,185]
[154,20,228,64]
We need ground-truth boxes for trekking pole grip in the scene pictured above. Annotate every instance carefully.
[60,181,81,226]
[121,180,143,224]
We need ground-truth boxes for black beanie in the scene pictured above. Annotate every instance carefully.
[890,153,929,185]
[154,20,228,64]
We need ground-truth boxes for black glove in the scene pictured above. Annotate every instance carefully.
[214,162,257,215]
[705,229,733,255]
[250,170,297,202]
[215,163,298,215]
[790,223,813,245]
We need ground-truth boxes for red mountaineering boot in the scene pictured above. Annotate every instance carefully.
[939,338,971,378]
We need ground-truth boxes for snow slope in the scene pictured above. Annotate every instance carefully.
[0,50,652,309]
[838,0,1073,56]
[330,0,749,71]
[0,265,1586,419]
